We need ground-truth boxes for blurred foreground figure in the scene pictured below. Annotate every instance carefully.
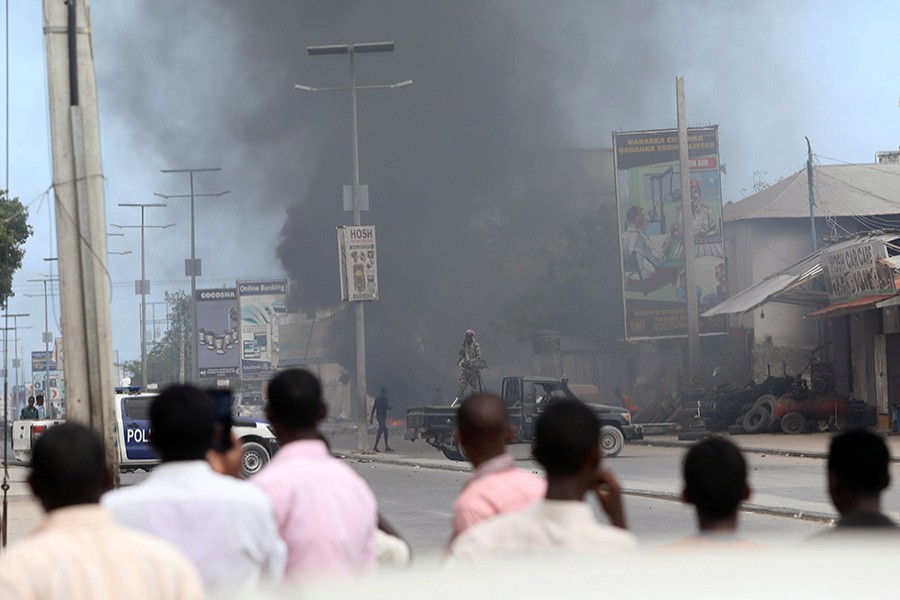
[253,369,378,579]
[103,385,286,591]
[450,393,545,543]
[450,399,637,559]
[0,423,202,599]
[660,436,759,551]
[824,429,897,531]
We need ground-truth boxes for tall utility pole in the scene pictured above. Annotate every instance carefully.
[155,172,229,383]
[43,0,118,477]
[676,76,700,379]
[296,41,412,452]
[805,137,817,252]
[112,203,172,390]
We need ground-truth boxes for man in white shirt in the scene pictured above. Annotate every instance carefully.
[0,423,203,600]
[103,385,286,591]
[450,399,638,559]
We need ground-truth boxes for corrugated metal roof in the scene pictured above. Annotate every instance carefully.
[725,163,900,222]
[701,232,900,317]
[807,294,895,319]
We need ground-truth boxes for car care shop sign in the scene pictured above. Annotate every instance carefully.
[238,279,287,381]
[337,225,379,302]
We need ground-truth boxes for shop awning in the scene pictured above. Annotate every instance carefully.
[806,294,896,319]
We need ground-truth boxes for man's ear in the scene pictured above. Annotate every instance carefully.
[102,466,114,493]
[742,484,751,502]
[586,444,601,471]
[681,488,694,505]
[504,424,515,445]
[318,402,328,421]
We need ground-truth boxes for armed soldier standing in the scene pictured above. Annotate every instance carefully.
[457,329,486,400]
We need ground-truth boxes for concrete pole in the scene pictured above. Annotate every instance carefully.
[350,49,369,453]
[44,281,50,413]
[676,77,700,380]
[806,137,817,252]
[43,0,118,480]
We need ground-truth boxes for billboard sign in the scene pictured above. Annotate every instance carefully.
[613,126,727,339]
[196,288,240,379]
[337,225,379,302]
[238,279,287,381]
[31,350,58,373]
[824,241,895,303]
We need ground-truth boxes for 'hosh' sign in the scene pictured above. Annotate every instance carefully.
[337,225,379,302]
[824,241,895,303]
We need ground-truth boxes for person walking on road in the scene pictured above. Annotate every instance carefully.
[20,397,38,420]
[457,329,485,400]
[450,393,545,544]
[370,387,393,452]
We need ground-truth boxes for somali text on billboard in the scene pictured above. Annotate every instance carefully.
[824,241,895,303]
[613,126,727,339]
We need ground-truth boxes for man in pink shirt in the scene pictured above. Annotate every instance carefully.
[253,369,378,579]
[450,393,546,542]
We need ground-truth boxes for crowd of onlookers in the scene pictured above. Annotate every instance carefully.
[0,368,896,597]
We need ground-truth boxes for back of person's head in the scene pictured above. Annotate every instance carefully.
[683,437,748,520]
[457,393,508,445]
[30,423,107,509]
[150,384,215,462]
[533,399,599,476]
[267,369,324,431]
[828,429,889,496]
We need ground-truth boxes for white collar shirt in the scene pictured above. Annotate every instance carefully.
[103,460,286,591]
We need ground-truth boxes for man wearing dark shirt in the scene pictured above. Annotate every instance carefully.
[825,429,897,531]
[20,397,39,420]
[370,387,393,452]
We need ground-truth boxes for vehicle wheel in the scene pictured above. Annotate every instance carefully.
[780,412,807,435]
[827,415,846,433]
[600,426,625,458]
[742,406,770,434]
[240,441,270,479]
[441,441,465,462]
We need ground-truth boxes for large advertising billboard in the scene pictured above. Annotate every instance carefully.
[196,288,240,379]
[614,126,727,339]
[337,225,379,302]
[238,279,287,381]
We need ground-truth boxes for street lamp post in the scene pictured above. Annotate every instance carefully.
[155,171,229,383]
[296,41,412,452]
[112,203,173,390]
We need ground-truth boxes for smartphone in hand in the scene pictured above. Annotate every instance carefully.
[207,388,234,452]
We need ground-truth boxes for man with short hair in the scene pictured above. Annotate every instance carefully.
[660,436,758,550]
[19,396,38,420]
[103,385,286,590]
[450,399,637,559]
[450,393,545,543]
[253,368,378,579]
[0,423,202,599]
[824,429,897,530]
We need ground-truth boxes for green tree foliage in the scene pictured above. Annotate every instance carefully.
[498,204,623,345]
[0,191,33,309]
[123,290,192,387]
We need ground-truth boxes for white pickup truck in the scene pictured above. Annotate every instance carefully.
[10,388,279,478]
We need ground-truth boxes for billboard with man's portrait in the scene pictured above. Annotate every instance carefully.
[613,126,728,339]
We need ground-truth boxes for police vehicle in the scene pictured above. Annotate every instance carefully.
[11,387,278,479]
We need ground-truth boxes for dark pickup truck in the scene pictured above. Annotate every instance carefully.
[405,375,642,461]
